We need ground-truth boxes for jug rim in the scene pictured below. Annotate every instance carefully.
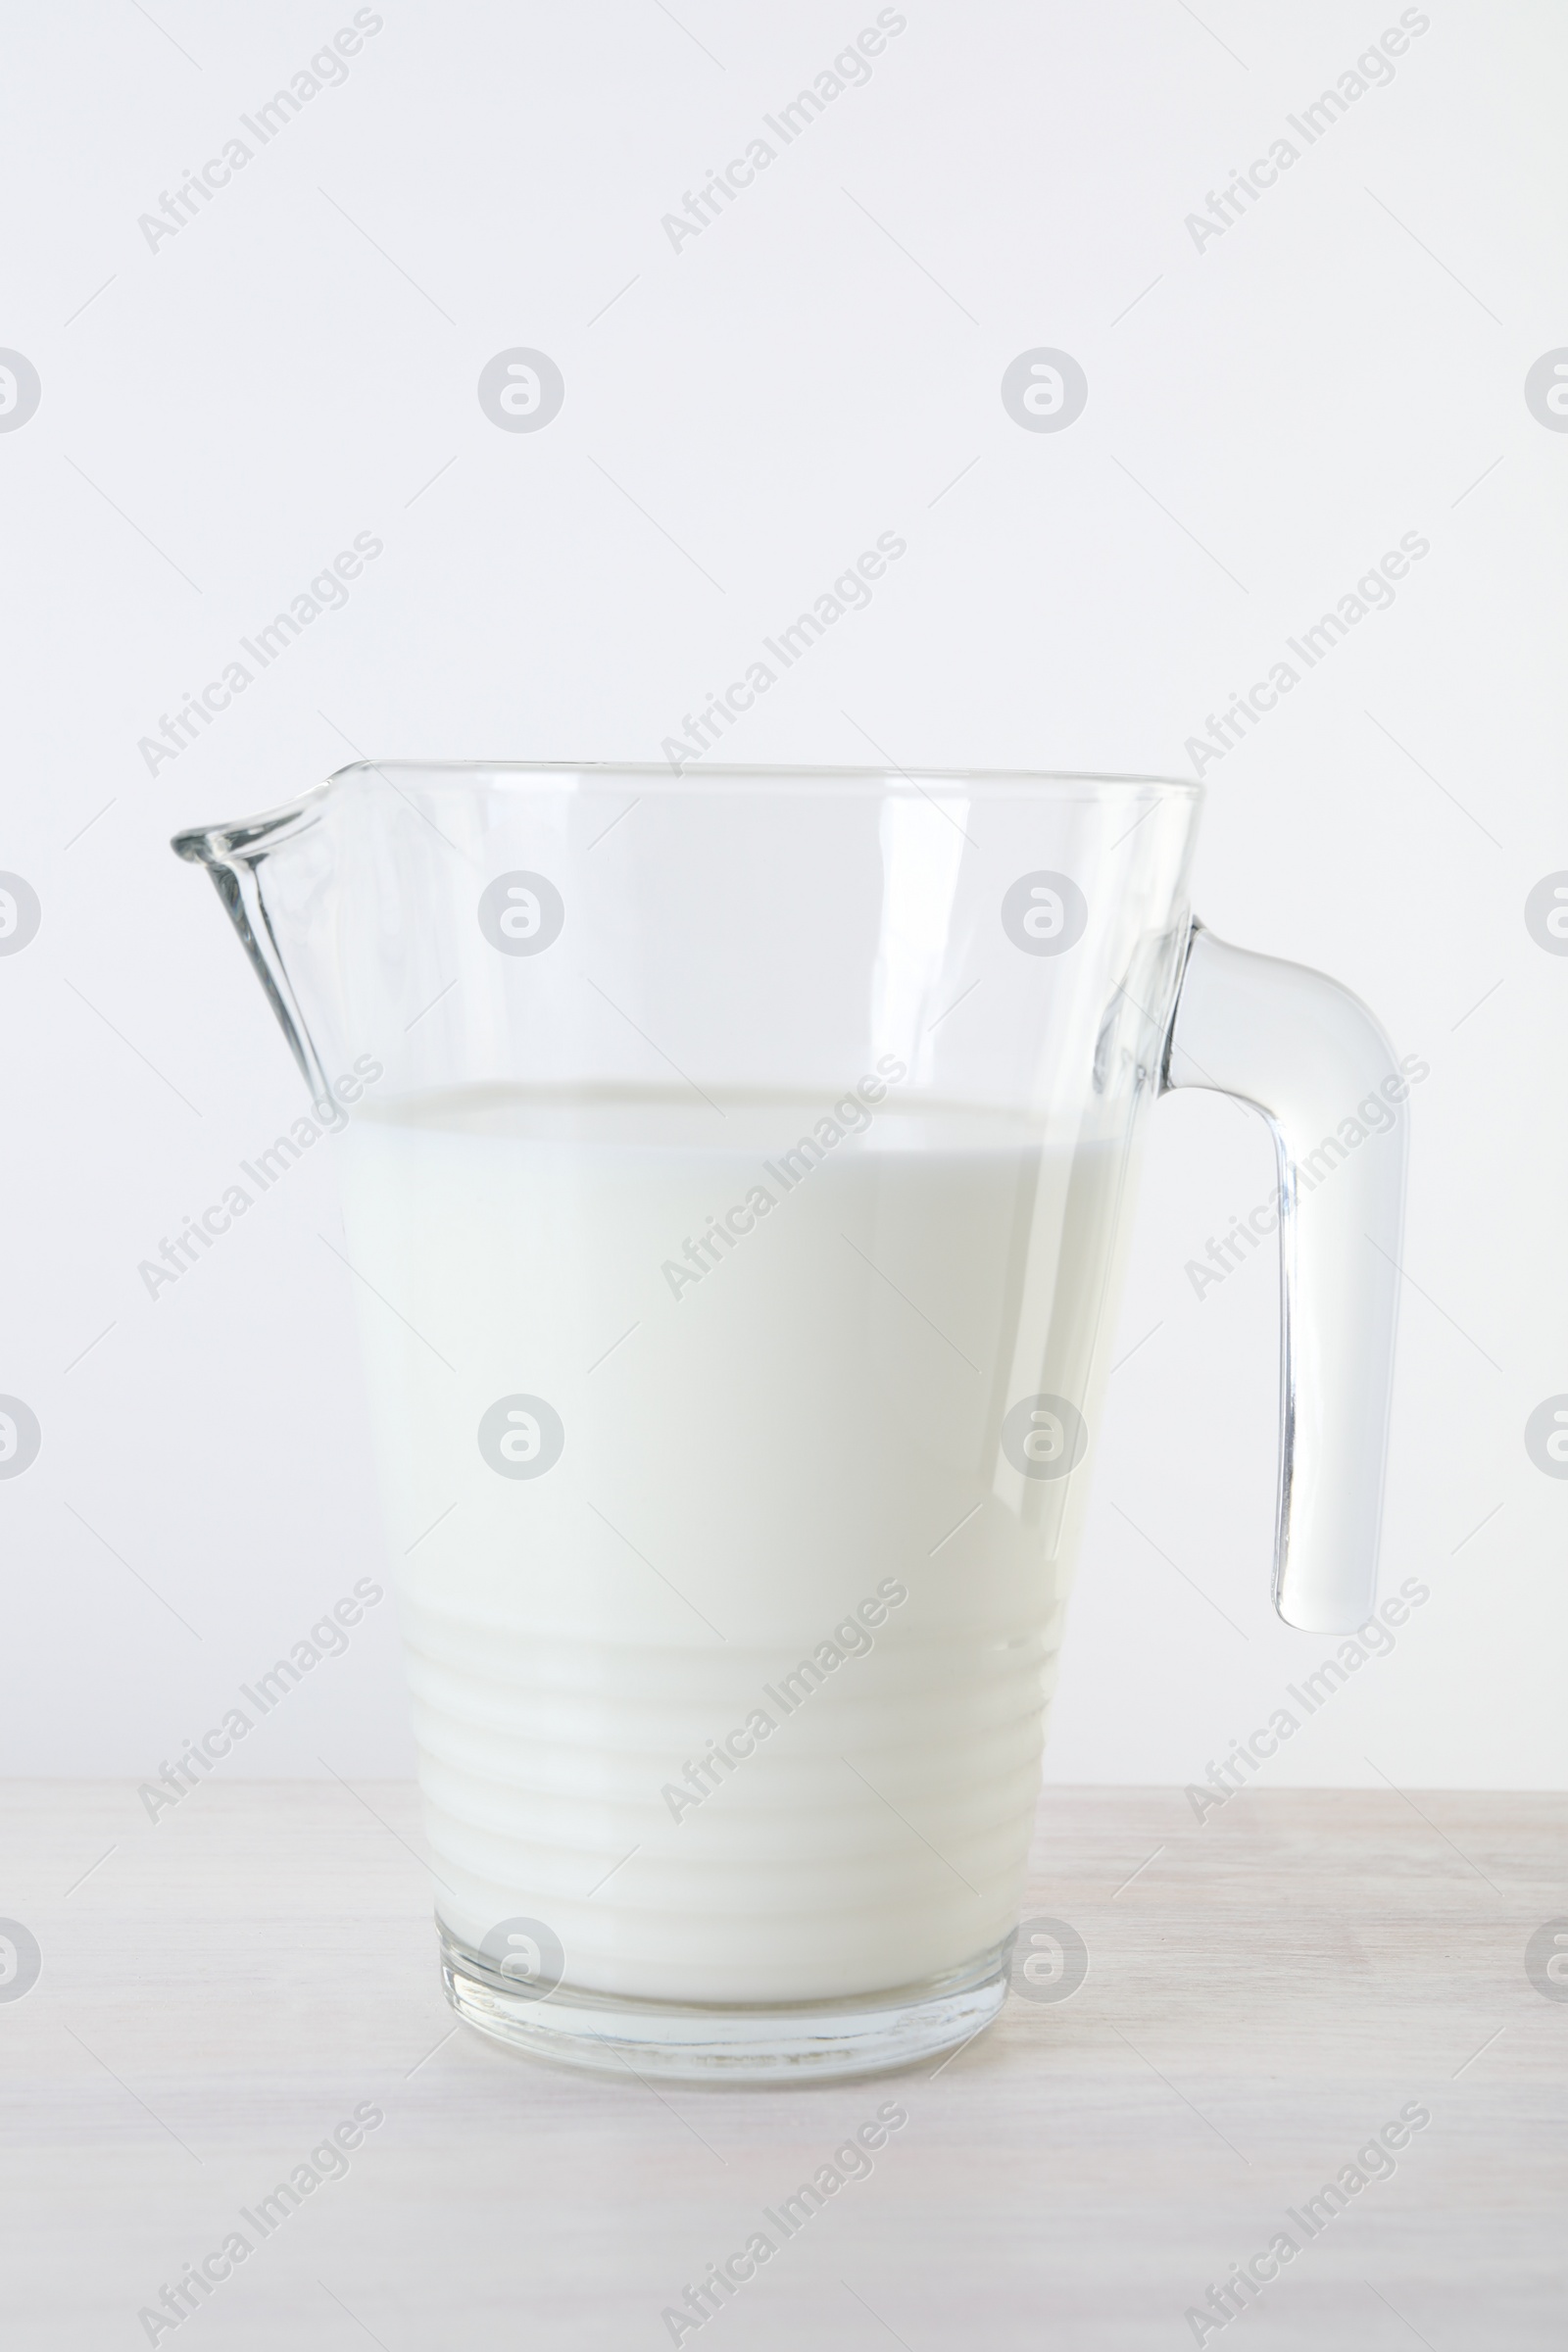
[172,760,1201,861]
[322,759,1198,789]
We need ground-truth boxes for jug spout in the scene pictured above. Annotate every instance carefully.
[173,759,551,1114]
[172,781,340,1106]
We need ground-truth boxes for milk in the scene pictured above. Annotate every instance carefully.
[334,1085,1133,2005]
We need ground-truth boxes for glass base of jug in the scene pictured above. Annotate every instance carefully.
[438,1922,1013,2085]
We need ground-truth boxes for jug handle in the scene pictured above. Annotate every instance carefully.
[1159,922,1408,1633]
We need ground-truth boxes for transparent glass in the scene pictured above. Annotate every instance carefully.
[172,763,1405,2082]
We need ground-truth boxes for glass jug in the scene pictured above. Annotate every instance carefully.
[173,764,1405,2082]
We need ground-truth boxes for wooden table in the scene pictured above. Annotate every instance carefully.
[3,1782,1564,2348]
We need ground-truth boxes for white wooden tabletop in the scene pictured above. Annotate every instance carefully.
[2,1781,1564,2349]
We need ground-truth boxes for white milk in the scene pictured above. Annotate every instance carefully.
[335,1085,1133,2005]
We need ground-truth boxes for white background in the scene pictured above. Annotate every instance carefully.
[4,0,1565,1793]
